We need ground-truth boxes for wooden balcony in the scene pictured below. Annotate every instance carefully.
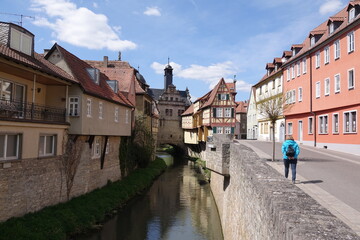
[0,99,67,124]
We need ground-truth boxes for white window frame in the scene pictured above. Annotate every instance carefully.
[224,127,231,134]
[105,140,110,154]
[114,107,119,122]
[216,108,223,118]
[287,122,293,135]
[334,40,340,59]
[315,52,320,68]
[291,89,296,103]
[334,74,341,93]
[348,31,355,53]
[39,134,56,157]
[0,133,21,160]
[298,87,303,102]
[69,97,79,116]
[86,98,92,117]
[344,110,357,133]
[216,127,223,134]
[348,68,355,90]
[349,8,355,22]
[224,107,232,118]
[311,36,315,46]
[291,65,295,79]
[324,46,330,64]
[287,68,290,81]
[220,94,228,100]
[125,109,129,124]
[99,102,103,119]
[333,113,339,134]
[297,62,301,76]
[316,81,321,98]
[308,117,313,134]
[93,137,101,158]
[324,78,330,96]
[329,22,334,34]
[318,115,328,134]
[302,58,307,74]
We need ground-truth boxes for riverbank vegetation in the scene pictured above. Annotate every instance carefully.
[0,157,167,240]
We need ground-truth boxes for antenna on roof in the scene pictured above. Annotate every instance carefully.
[167,57,170,65]
[118,51,121,61]
[0,12,34,26]
[138,65,140,71]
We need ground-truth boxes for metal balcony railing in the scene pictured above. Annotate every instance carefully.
[0,99,66,124]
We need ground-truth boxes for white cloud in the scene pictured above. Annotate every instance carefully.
[144,7,161,16]
[30,0,136,51]
[151,61,251,92]
[319,0,344,15]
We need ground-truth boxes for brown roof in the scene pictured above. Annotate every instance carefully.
[226,82,237,93]
[266,63,275,69]
[182,104,194,116]
[236,101,248,113]
[0,44,76,83]
[47,44,133,108]
[273,58,282,64]
[282,51,292,58]
[291,44,303,49]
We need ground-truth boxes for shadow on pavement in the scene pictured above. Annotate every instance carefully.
[301,180,323,184]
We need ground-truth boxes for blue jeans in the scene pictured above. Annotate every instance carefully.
[284,158,298,181]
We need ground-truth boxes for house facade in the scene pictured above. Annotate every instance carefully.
[246,87,258,140]
[182,78,237,144]
[282,1,360,155]
[234,101,248,139]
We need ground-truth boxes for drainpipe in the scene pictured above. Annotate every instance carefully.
[65,85,69,122]
[32,74,37,120]
[309,55,316,147]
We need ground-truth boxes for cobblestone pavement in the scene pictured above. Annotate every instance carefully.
[235,139,360,236]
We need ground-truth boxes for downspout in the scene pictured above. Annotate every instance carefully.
[309,54,317,147]
[32,74,37,120]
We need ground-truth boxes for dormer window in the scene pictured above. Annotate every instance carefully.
[107,80,118,93]
[87,68,100,84]
[9,26,33,56]
[349,8,355,22]
[292,49,296,56]
[329,23,334,34]
[310,36,316,46]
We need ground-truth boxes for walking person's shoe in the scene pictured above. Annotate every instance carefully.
[292,180,296,184]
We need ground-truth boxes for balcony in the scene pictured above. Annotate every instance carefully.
[0,99,67,124]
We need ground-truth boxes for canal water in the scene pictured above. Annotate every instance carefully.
[78,157,223,240]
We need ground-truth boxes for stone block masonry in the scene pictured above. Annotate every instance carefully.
[205,135,359,240]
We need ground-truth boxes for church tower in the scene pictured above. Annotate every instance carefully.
[164,63,173,90]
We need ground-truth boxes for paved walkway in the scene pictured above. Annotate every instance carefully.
[235,140,360,236]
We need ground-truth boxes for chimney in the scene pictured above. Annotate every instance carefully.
[118,51,122,61]
[103,56,108,67]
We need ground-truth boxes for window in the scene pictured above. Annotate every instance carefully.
[348,31,355,53]
[291,89,296,103]
[324,46,330,64]
[298,87,303,102]
[291,65,295,79]
[69,97,79,116]
[287,122,293,135]
[86,98,92,117]
[319,115,328,134]
[329,22,334,34]
[333,113,339,134]
[10,27,33,56]
[287,68,290,81]
[348,69,355,89]
[315,52,320,68]
[224,127,231,134]
[335,74,341,93]
[93,137,101,158]
[216,127,223,134]
[169,109,173,116]
[297,62,301,76]
[316,81,321,98]
[324,78,330,96]
[105,140,110,154]
[86,68,100,84]
[99,102,103,119]
[0,133,21,160]
[224,108,232,117]
[308,117,313,134]
[219,94,229,100]
[344,111,357,133]
[302,58,307,74]
[349,8,355,22]
[39,135,56,157]
[125,109,129,124]
[334,40,340,59]
[311,36,315,46]
[216,108,223,118]
[114,107,119,122]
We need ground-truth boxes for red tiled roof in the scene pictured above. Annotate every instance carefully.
[328,16,345,23]
[226,82,237,93]
[266,63,275,69]
[273,58,282,64]
[182,104,194,116]
[282,51,292,58]
[0,44,76,83]
[235,101,248,113]
[47,44,133,108]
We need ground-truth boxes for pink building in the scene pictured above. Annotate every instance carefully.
[282,1,360,155]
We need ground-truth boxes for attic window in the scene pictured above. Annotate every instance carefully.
[310,36,316,46]
[87,68,100,84]
[10,27,33,56]
[349,8,355,22]
[329,23,334,34]
[107,80,118,93]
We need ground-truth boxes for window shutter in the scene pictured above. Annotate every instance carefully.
[213,127,217,133]
[231,127,234,134]
[218,94,221,100]
[213,108,217,118]
[231,108,234,118]
[226,94,229,100]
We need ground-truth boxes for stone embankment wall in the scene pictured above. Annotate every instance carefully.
[204,135,358,240]
[0,136,121,222]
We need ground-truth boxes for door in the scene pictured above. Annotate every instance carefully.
[298,120,303,142]
[279,122,285,142]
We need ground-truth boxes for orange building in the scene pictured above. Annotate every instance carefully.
[282,1,360,155]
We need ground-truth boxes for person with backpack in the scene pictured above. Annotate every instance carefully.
[282,135,300,184]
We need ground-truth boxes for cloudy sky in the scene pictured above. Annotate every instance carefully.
[1,0,349,101]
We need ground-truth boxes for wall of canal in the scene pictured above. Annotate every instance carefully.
[198,135,358,240]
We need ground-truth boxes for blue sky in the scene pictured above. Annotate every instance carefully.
[1,0,349,101]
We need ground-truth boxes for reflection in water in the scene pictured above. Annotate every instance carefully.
[78,162,223,240]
